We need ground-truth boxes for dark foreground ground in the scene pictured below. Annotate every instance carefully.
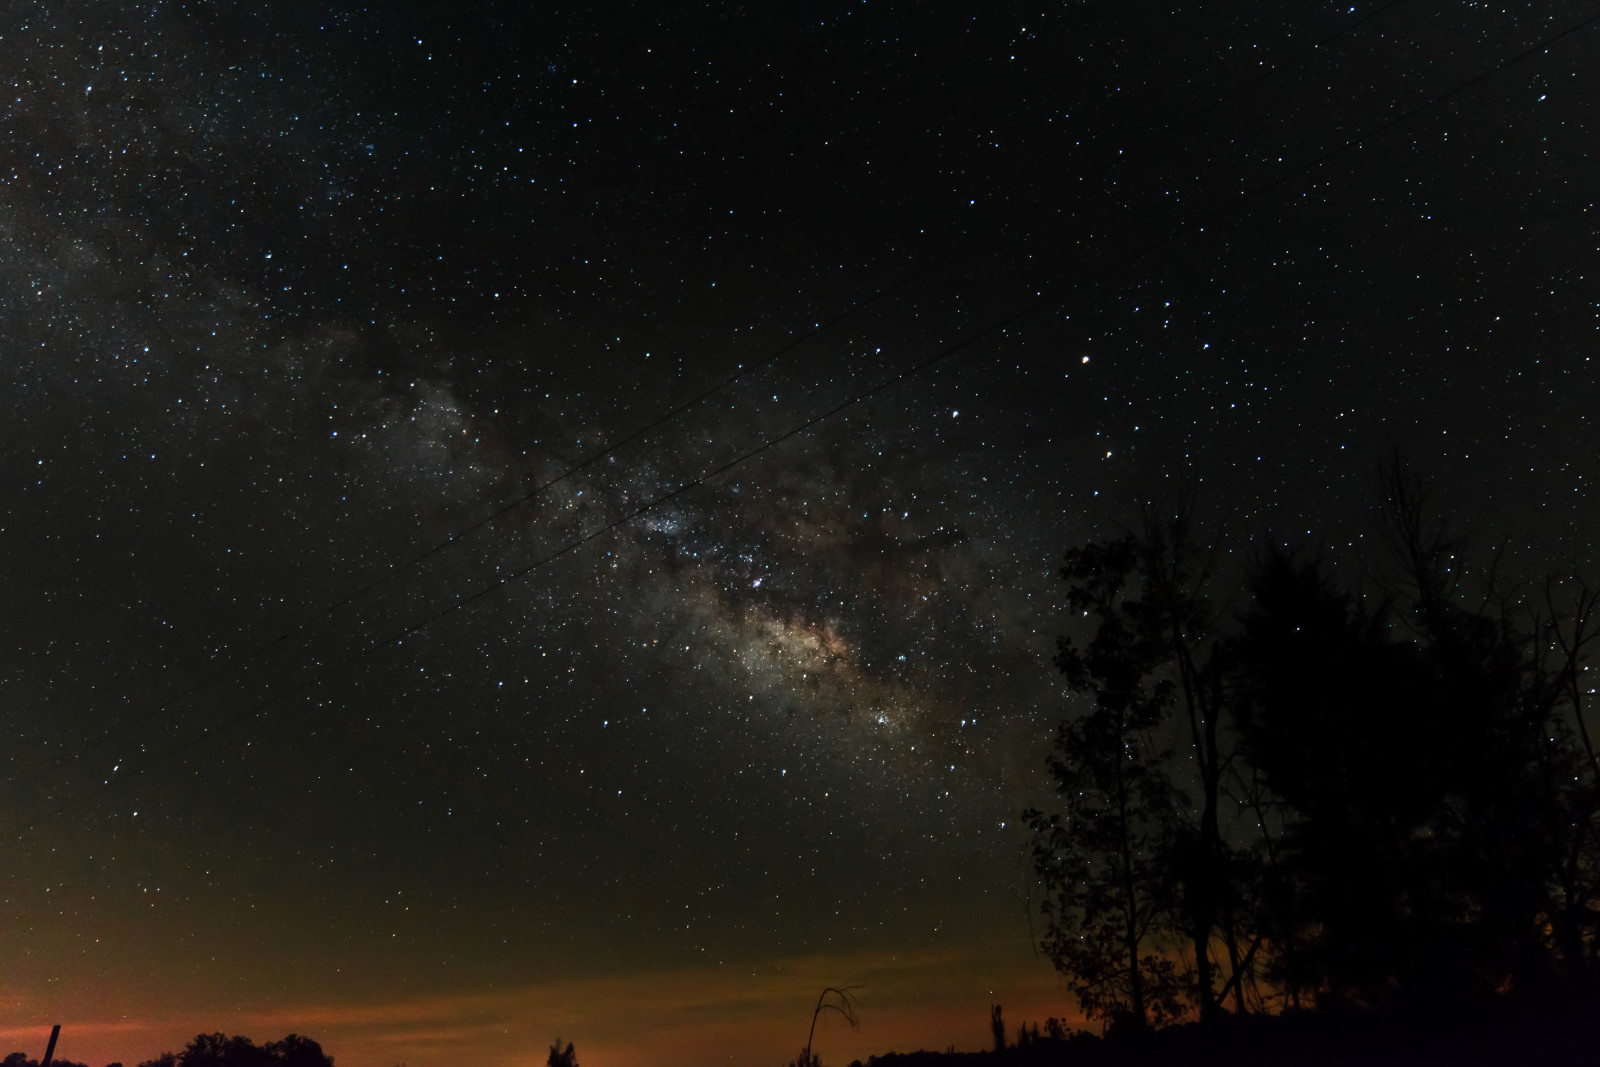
[851,1003,1596,1067]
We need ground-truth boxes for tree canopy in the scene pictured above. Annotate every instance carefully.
[137,1035,332,1067]
[1028,462,1599,1030]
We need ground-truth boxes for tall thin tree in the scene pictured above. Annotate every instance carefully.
[1027,537,1186,1031]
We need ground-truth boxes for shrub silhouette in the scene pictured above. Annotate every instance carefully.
[136,1035,330,1067]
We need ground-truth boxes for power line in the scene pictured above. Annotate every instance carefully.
[9,5,1594,840]
[0,0,1415,810]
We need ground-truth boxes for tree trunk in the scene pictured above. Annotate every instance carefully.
[1116,755,1148,1030]
[1192,909,1217,1029]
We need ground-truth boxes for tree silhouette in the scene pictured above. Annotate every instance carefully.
[3,1055,89,1067]
[792,986,857,1067]
[1533,574,1600,993]
[1225,458,1600,1011]
[1029,458,1600,1028]
[1229,549,1453,1007]
[1134,496,1243,1026]
[1026,536,1186,1030]
[1375,459,1600,1002]
[137,1035,330,1067]
[545,1040,576,1067]
[260,1039,326,1067]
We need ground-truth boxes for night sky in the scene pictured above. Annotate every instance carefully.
[1,1,1596,1065]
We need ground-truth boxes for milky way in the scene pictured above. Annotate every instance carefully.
[2,1,1596,1063]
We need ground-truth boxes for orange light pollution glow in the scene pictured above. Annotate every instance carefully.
[1,941,1079,1067]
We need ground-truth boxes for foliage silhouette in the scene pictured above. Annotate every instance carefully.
[1028,457,1600,1033]
[1025,534,1187,1030]
[135,1036,330,1067]
[545,1040,576,1067]
[1134,495,1239,1029]
[3,1054,89,1067]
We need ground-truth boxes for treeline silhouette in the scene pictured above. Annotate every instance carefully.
[0,1036,331,1067]
[4,1052,96,1067]
[135,1034,333,1067]
[1,1032,594,1067]
[1018,458,1598,1051]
